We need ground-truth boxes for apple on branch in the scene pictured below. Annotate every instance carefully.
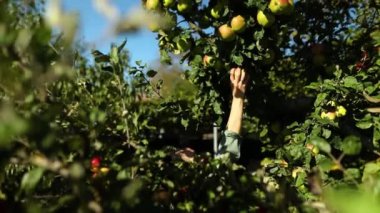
[218,24,236,42]
[145,0,160,11]
[231,15,246,33]
[269,0,294,15]
[177,0,192,13]
[257,10,275,28]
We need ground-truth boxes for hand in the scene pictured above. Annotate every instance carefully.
[230,67,249,98]
[175,147,195,163]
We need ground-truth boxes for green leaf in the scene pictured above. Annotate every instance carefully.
[92,50,110,63]
[314,93,327,107]
[343,76,362,90]
[341,135,362,155]
[117,39,127,53]
[310,136,331,153]
[231,54,244,66]
[362,162,380,182]
[181,118,189,129]
[146,70,157,78]
[356,120,373,129]
[20,167,44,194]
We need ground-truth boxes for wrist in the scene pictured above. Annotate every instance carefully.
[232,96,244,102]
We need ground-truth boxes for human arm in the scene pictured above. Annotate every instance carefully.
[227,67,248,134]
[217,68,249,160]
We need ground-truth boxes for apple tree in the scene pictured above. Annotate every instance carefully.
[0,0,380,212]
[143,0,380,210]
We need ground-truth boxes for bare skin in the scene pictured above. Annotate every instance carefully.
[227,67,249,134]
[176,67,248,162]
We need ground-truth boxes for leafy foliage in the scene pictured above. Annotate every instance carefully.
[0,0,380,212]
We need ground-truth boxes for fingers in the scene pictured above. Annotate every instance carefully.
[240,69,245,84]
[234,68,241,84]
[230,68,235,83]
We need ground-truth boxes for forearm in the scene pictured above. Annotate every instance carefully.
[227,97,244,134]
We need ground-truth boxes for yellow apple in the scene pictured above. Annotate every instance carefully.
[257,10,275,28]
[145,0,160,11]
[321,111,336,120]
[203,55,214,66]
[177,0,192,13]
[231,15,246,33]
[269,0,294,15]
[218,24,236,41]
[163,0,175,8]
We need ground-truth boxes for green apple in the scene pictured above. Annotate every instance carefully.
[210,3,224,19]
[231,15,246,33]
[176,38,191,52]
[145,0,160,10]
[336,105,347,117]
[163,0,175,8]
[177,0,192,13]
[148,22,160,32]
[218,24,236,41]
[269,0,294,15]
[321,111,336,120]
[257,10,275,28]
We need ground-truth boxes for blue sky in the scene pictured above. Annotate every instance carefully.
[61,0,159,65]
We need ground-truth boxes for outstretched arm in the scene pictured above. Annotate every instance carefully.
[217,68,249,161]
[227,67,249,134]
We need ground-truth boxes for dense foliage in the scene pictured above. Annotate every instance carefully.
[0,0,380,212]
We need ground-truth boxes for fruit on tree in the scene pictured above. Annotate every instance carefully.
[321,111,336,120]
[210,3,224,19]
[91,156,101,168]
[163,0,175,8]
[257,10,275,28]
[176,38,191,53]
[203,55,214,66]
[218,24,236,41]
[177,0,192,13]
[145,0,160,10]
[336,105,347,117]
[100,167,110,174]
[148,22,160,32]
[269,0,294,15]
[231,15,246,33]
[306,143,319,155]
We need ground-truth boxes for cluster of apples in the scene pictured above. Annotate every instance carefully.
[144,0,190,32]
[218,15,246,42]
[145,0,192,13]
[257,0,294,28]
[217,0,294,42]
[90,156,110,178]
[320,101,347,121]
